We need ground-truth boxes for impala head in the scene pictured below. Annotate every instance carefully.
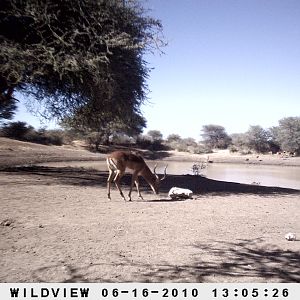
[151,164,168,194]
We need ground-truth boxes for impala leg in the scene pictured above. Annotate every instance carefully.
[114,170,126,201]
[135,179,143,200]
[128,172,139,201]
[107,169,114,200]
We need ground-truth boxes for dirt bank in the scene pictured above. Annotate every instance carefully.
[1,137,300,168]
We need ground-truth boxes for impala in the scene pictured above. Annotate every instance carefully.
[106,150,167,201]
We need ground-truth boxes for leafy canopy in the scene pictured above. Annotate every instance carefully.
[274,117,300,154]
[0,0,164,128]
[201,124,231,149]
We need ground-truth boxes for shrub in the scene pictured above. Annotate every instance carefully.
[240,149,252,155]
[191,161,207,175]
[191,144,212,154]
[0,122,64,145]
[110,133,135,145]
[1,121,34,140]
[136,134,166,151]
[274,117,300,155]
[86,132,102,151]
[229,145,239,153]
[43,130,64,145]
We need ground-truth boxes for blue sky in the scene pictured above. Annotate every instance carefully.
[14,0,300,140]
[142,0,300,139]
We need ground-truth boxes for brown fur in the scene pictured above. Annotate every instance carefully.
[106,151,166,201]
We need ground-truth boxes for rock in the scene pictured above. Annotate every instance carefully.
[168,187,193,199]
[285,232,296,241]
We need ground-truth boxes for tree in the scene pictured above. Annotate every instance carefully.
[200,125,231,149]
[146,130,163,143]
[183,137,197,147]
[274,117,300,155]
[231,133,247,149]
[62,109,146,148]
[244,125,270,153]
[0,0,165,127]
[265,127,280,154]
[1,121,34,140]
[0,87,17,122]
[166,134,182,144]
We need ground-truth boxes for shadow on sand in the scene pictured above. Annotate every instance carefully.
[30,238,300,282]
[1,165,300,196]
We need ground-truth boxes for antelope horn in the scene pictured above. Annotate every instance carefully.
[153,164,159,178]
[160,165,168,181]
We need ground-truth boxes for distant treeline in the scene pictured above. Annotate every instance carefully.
[107,117,300,156]
[0,122,66,146]
[1,116,299,156]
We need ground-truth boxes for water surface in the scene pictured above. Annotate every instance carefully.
[38,160,300,190]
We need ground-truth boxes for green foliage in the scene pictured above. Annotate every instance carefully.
[36,129,65,145]
[62,110,146,147]
[86,132,103,151]
[0,87,17,121]
[230,133,247,151]
[230,120,300,155]
[174,137,198,153]
[231,126,272,153]
[110,133,135,145]
[165,133,212,154]
[244,125,270,153]
[228,145,239,153]
[146,130,163,142]
[166,134,181,143]
[1,121,33,139]
[273,117,300,155]
[136,130,166,151]
[0,121,64,145]
[136,134,154,148]
[265,127,280,154]
[200,124,231,149]
[191,161,207,176]
[0,0,164,130]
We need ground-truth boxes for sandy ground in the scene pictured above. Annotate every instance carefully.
[0,138,299,282]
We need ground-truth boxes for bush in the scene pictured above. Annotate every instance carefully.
[110,133,135,145]
[244,125,270,153]
[1,121,34,140]
[43,130,64,145]
[229,145,239,153]
[167,138,212,154]
[201,124,231,149]
[240,149,252,155]
[191,161,207,175]
[86,132,102,151]
[0,122,64,145]
[171,141,188,152]
[136,134,166,151]
[190,144,212,154]
[60,129,84,144]
[274,117,300,155]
